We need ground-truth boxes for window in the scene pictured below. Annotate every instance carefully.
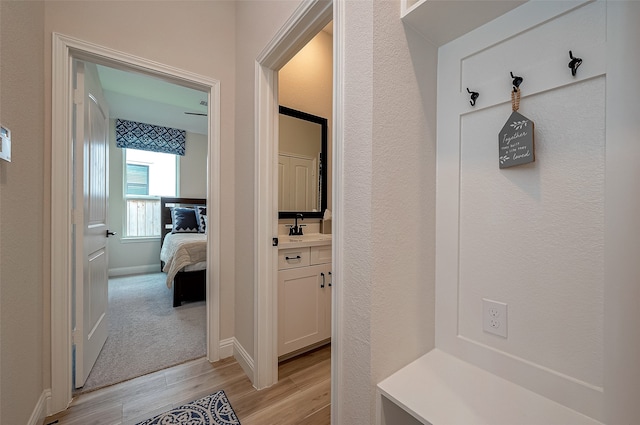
[124,149,177,237]
[125,164,149,195]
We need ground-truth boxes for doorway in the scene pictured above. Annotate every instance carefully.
[253,0,333,391]
[50,33,221,412]
[73,61,210,392]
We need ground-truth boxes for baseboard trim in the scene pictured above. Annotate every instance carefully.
[108,264,160,277]
[219,337,234,359]
[233,338,255,385]
[28,389,51,425]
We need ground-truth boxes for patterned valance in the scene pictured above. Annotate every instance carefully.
[116,119,186,156]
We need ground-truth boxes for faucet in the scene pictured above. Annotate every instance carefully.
[288,213,305,236]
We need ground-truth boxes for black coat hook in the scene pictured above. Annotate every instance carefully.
[467,88,479,106]
[568,50,582,77]
[510,72,523,92]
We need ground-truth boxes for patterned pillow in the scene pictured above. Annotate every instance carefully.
[195,205,207,233]
[171,207,199,233]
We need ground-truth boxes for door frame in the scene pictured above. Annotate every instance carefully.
[50,33,221,412]
[253,0,333,391]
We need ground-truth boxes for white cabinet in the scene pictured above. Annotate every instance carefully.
[278,244,331,357]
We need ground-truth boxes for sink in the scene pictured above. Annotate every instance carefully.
[280,233,332,246]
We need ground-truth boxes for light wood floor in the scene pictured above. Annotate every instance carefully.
[44,344,331,425]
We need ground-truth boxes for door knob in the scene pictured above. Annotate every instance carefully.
[106,230,117,237]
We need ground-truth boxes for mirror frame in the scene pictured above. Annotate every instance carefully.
[278,105,328,219]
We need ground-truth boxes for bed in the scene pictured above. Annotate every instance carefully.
[160,197,207,307]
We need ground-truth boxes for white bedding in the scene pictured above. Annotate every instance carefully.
[160,232,207,288]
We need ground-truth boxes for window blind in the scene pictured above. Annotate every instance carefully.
[115,118,186,156]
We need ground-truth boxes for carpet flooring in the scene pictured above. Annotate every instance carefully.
[78,272,206,393]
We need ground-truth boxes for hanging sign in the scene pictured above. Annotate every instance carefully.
[499,88,535,168]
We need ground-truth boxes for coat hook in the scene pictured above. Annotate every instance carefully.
[510,72,523,92]
[568,50,582,77]
[467,88,479,106]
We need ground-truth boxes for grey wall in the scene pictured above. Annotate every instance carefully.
[0,1,46,424]
[233,0,303,365]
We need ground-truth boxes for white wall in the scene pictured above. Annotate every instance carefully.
[107,120,207,275]
[336,0,438,422]
[180,132,208,198]
[0,2,46,424]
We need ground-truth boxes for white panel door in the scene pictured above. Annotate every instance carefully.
[289,155,316,211]
[279,153,317,212]
[278,154,290,210]
[74,61,110,388]
[436,1,606,420]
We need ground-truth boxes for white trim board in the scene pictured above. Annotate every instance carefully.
[50,33,221,414]
[219,337,235,359]
[27,389,50,425]
[108,264,160,277]
[233,337,255,383]
[253,0,333,390]
[331,0,345,422]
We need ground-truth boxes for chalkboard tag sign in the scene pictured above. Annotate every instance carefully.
[499,88,535,168]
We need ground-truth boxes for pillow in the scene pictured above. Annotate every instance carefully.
[171,207,199,233]
[195,205,207,233]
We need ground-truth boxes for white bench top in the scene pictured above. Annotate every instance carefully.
[377,349,602,425]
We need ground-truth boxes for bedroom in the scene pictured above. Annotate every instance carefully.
[73,62,210,392]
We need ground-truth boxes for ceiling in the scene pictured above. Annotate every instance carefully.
[96,65,209,135]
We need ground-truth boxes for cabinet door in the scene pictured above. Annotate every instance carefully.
[278,264,329,356]
[310,244,331,265]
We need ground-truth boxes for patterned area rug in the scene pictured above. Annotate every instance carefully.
[136,391,241,425]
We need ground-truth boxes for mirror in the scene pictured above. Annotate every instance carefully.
[278,106,327,219]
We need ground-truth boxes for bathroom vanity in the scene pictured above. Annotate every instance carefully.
[278,234,332,357]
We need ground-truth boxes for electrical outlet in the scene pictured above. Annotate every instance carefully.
[483,298,507,338]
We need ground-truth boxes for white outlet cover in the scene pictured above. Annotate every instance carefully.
[483,298,507,338]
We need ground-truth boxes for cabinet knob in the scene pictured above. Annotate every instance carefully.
[328,271,332,287]
[285,255,301,261]
[320,272,325,288]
